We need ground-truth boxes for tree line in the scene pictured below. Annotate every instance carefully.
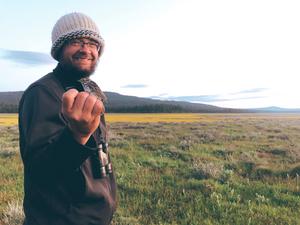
[0,103,187,113]
[0,103,19,113]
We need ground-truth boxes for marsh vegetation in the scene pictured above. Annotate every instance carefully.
[1,113,300,224]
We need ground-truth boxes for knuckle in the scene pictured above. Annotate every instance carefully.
[89,94,98,101]
[95,101,103,110]
[96,99,104,107]
[86,95,97,105]
[79,91,89,98]
[62,93,69,102]
[63,89,78,98]
[80,118,89,124]
[73,115,85,123]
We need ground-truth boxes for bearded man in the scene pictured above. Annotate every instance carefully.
[18,12,117,225]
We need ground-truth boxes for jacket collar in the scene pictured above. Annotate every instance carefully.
[53,63,84,91]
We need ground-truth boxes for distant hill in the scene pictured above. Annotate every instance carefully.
[0,91,23,104]
[103,92,247,113]
[0,91,23,113]
[251,106,300,113]
[0,91,246,113]
[0,91,299,113]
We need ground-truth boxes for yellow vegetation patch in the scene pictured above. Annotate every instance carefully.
[1,113,212,126]
[105,113,300,123]
[106,113,222,123]
[0,114,18,126]
[2,113,300,126]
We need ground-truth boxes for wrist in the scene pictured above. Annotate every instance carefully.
[69,129,91,145]
[73,135,90,145]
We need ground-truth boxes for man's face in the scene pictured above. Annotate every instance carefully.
[59,38,101,79]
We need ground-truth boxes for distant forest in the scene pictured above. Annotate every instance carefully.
[0,103,233,113]
[0,103,185,113]
[2,91,298,113]
[0,91,247,114]
[0,103,18,113]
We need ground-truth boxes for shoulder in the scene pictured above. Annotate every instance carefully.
[22,72,64,102]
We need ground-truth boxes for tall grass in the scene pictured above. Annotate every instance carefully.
[2,201,24,225]
[1,113,300,224]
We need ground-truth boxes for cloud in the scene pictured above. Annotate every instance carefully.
[165,95,220,102]
[151,94,265,103]
[0,49,55,66]
[231,88,268,95]
[157,93,169,97]
[121,84,148,88]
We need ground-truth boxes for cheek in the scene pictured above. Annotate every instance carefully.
[63,48,76,58]
[59,45,77,58]
[60,51,76,64]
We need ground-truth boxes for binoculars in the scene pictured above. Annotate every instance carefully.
[92,141,113,179]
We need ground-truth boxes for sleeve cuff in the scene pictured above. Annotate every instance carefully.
[53,128,98,171]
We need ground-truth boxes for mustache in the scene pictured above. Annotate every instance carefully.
[73,52,95,60]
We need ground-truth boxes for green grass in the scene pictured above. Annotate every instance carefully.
[1,114,300,224]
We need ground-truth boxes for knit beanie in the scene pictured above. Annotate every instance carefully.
[51,12,104,60]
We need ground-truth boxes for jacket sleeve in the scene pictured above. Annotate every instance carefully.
[19,84,97,182]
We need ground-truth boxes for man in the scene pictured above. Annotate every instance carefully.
[18,12,117,225]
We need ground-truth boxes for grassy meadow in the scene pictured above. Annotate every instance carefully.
[1,113,300,224]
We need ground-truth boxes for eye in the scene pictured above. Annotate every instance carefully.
[89,42,100,50]
[73,40,82,45]
[89,42,98,47]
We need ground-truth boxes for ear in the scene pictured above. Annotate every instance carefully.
[56,45,66,62]
[96,52,101,61]
[98,45,104,58]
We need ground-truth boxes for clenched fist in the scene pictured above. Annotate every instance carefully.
[62,89,105,145]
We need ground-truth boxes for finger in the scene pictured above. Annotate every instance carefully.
[91,115,101,130]
[62,89,79,112]
[91,99,105,116]
[82,94,98,114]
[72,91,90,111]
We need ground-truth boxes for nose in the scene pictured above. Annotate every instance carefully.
[77,43,92,54]
[80,42,90,50]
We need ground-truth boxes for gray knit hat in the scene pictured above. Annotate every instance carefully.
[51,12,104,60]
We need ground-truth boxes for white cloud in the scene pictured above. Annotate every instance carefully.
[94,0,300,108]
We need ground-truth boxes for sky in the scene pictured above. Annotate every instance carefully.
[0,0,300,109]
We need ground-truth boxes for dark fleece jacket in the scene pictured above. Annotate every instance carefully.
[18,65,117,225]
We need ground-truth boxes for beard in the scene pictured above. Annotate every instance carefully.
[65,64,96,80]
[59,51,99,80]
[60,60,98,80]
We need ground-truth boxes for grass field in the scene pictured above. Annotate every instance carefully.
[1,113,300,224]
